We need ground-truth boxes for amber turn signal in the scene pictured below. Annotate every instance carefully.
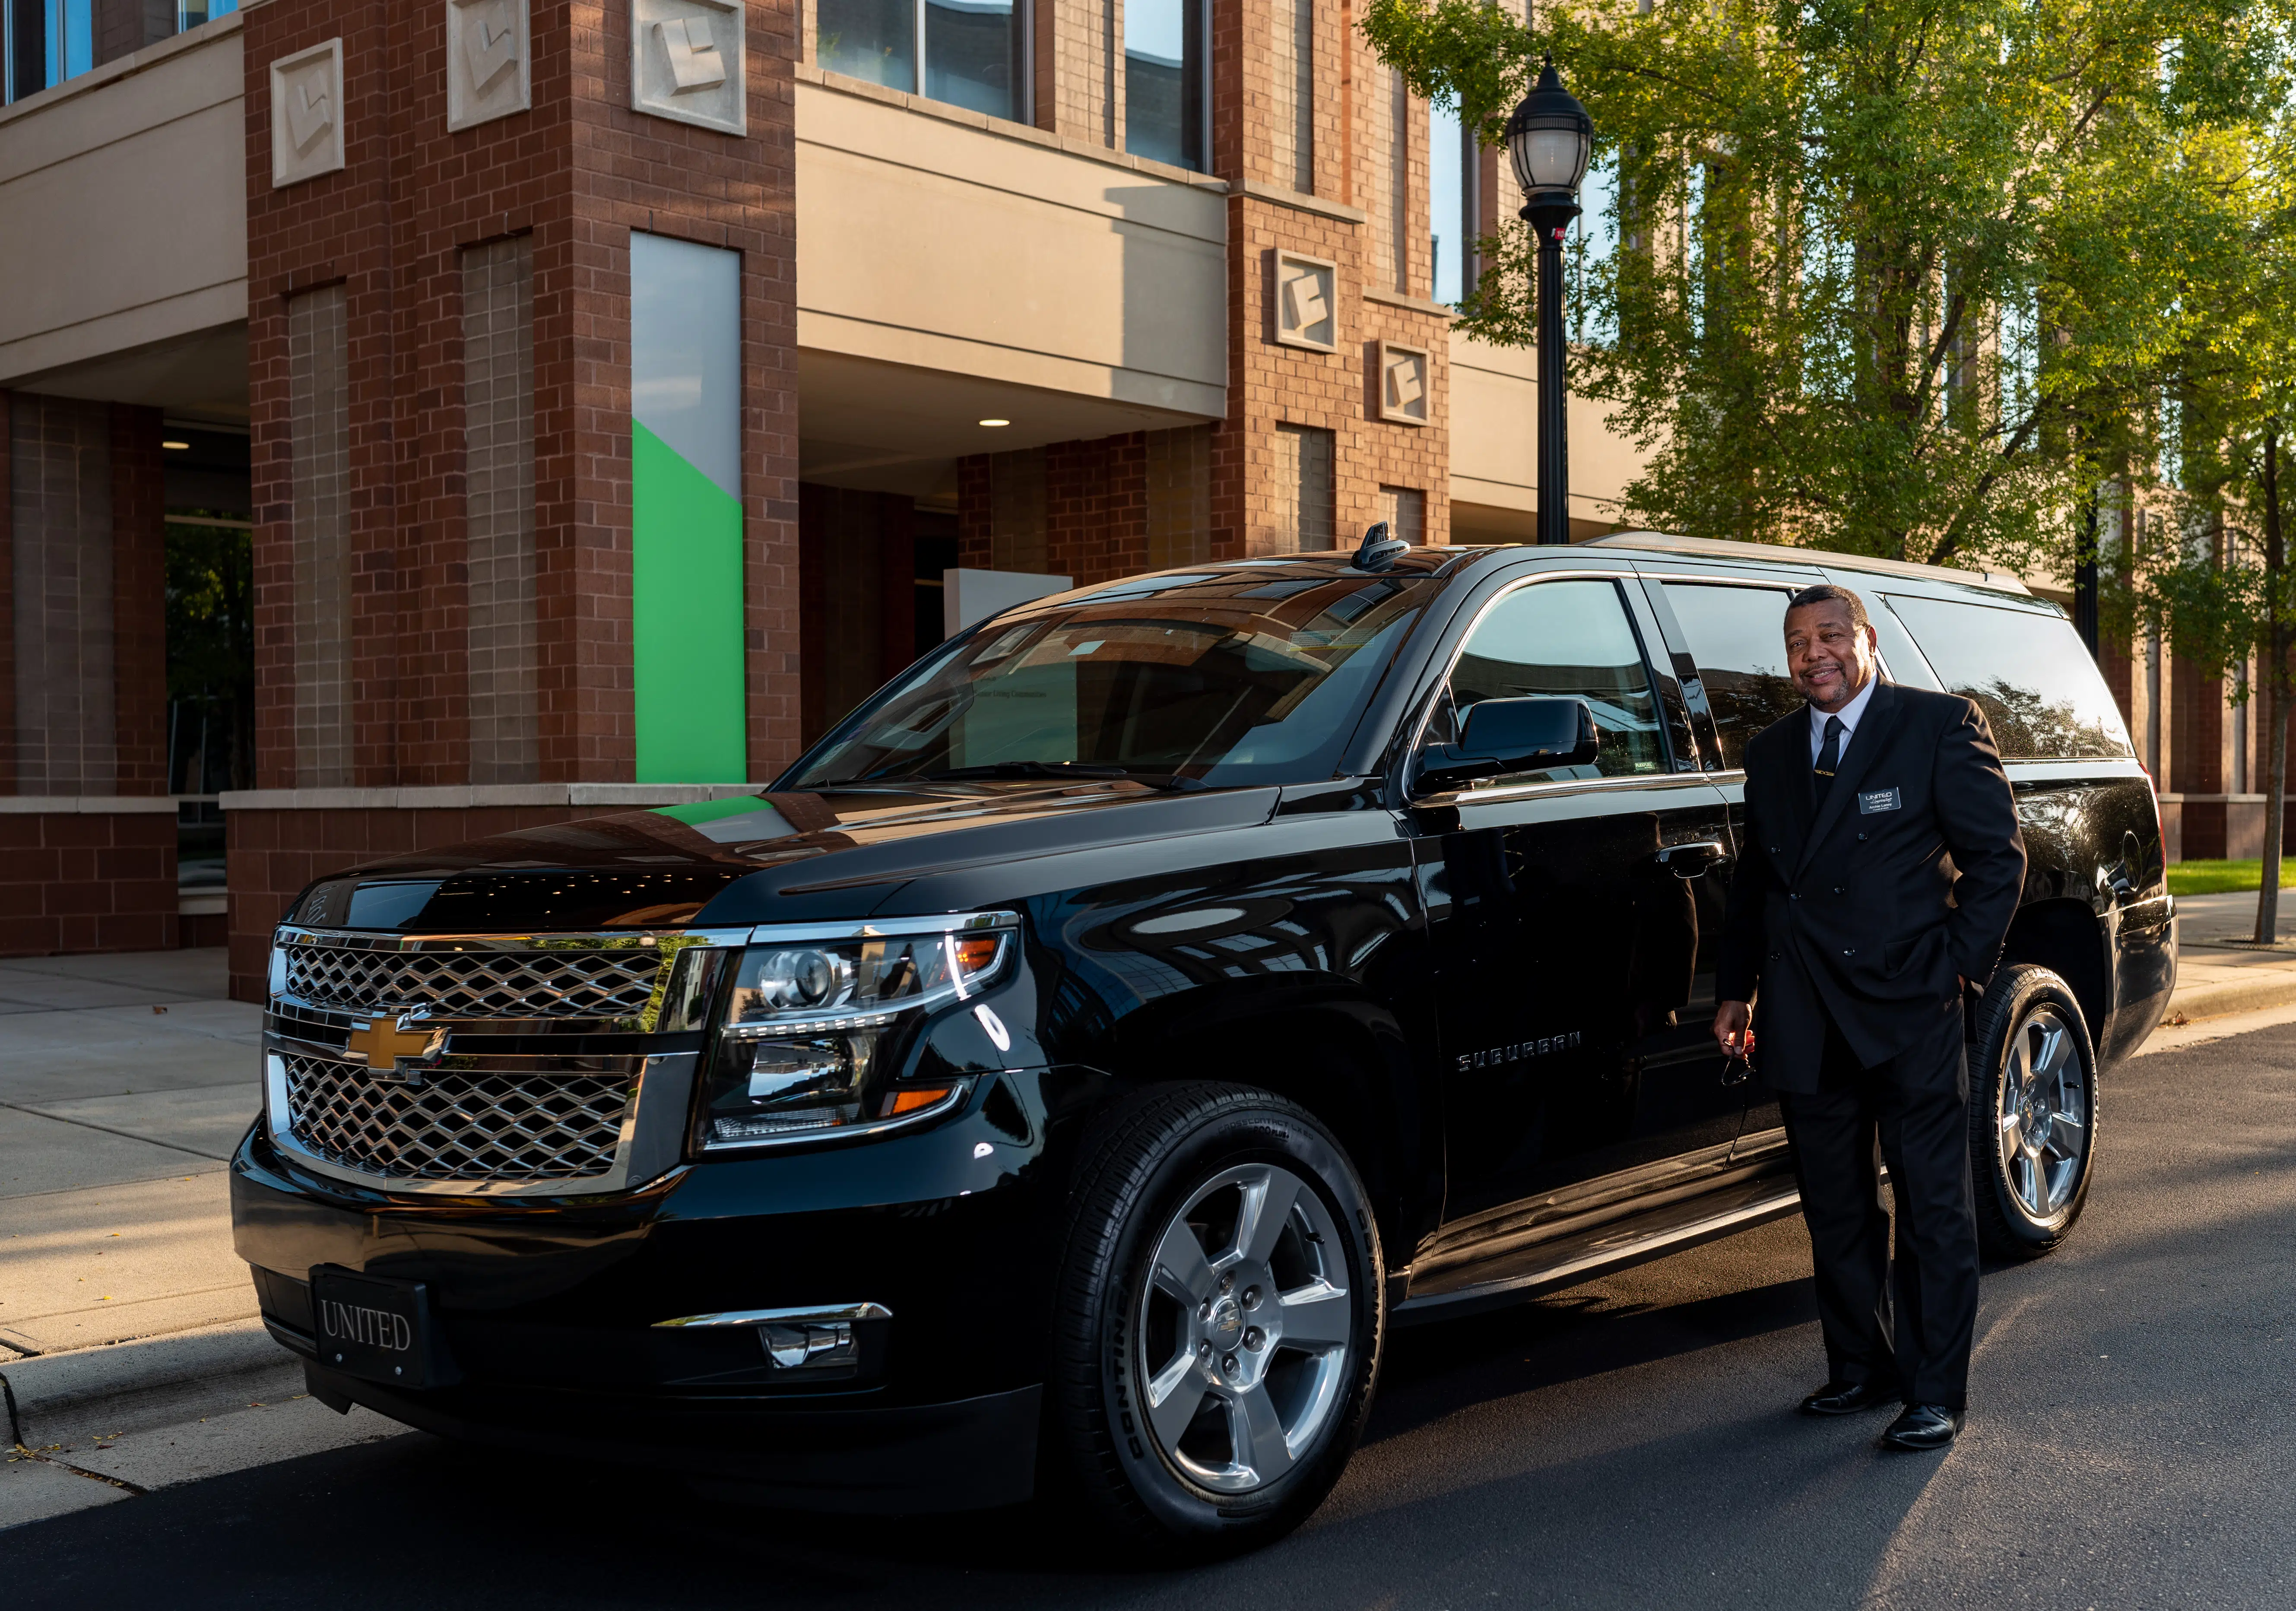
[952,935,1002,976]
[881,1085,956,1117]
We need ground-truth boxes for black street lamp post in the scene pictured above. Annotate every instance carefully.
[1505,56,1592,546]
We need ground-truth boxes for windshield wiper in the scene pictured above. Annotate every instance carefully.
[922,762,1134,781]
[918,762,1211,791]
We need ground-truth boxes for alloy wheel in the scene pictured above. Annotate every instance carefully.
[1132,1162,1354,1494]
[1995,1002,2090,1222]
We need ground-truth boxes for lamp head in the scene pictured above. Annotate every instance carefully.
[1505,55,1592,203]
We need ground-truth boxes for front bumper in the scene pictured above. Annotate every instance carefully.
[233,1067,1091,1511]
[299,1360,1042,1512]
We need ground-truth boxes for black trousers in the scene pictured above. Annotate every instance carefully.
[1777,1000,1981,1409]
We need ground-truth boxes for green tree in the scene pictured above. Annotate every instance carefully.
[1362,0,2292,573]
[2119,118,2296,939]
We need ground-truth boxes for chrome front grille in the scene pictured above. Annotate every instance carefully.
[280,1052,633,1183]
[282,941,666,1020]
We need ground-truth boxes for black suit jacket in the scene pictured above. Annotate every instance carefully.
[1716,679,2026,1092]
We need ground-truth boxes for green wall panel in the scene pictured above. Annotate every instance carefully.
[630,231,745,783]
[632,422,746,783]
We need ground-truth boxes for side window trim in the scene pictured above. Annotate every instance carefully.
[1405,571,1678,795]
[1628,576,1717,772]
[1641,570,1932,773]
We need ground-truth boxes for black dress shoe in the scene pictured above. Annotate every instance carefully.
[1880,1404,1963,1451]
[1798,1379,1897,1416]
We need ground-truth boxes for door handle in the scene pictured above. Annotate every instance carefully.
[1653,840,1728,878]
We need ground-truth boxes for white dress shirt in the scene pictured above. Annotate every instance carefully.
[1808,673,1880,765]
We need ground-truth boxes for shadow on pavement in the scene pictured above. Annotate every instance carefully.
[1,1261,1863,1611]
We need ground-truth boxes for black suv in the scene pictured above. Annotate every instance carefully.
[233,531,2174,1555]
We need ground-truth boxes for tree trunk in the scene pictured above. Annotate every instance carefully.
[2263,672,2287,944]
[2259,426,2286,945]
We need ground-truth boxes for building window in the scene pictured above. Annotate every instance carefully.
[287,283,352,789]
[1145,425,1212,568]
[816,0,1025,122]
[1268,0,1312,192]
[1388,69,1409,294]
[1124,0,1206,172]
[3,0,237,105]
[1430,99,1475,305]
[1272,424,1335,552]
[463,236,539,786]
[7,393,117,793]
[1377,486,1424,546]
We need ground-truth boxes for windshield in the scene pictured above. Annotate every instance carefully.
[788,570,1435,789]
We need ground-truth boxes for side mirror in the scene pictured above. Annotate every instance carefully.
[1416,696,1600,794]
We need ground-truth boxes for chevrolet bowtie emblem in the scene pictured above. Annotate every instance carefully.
[346,1016,441,1085]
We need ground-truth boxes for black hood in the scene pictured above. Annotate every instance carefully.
[285,780,1283,933]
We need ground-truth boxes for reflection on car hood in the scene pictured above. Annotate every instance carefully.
[294,780,1284,932]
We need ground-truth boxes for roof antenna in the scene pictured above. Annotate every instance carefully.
[1352,521,1409,572]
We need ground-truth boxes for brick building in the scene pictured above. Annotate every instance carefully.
[8,0,2233,999]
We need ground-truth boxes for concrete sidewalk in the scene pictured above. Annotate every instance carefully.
[2153,888,2296,1021]
[0,950,261,1363]
[0,951,401,1523]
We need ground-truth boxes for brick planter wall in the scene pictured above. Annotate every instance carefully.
[0,805,179,955]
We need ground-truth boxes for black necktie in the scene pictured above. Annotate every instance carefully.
[1813,715,1845,803]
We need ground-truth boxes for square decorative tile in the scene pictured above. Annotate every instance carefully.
[1274,251,1338,352]
[447,0,530,131]
[630,0,746,136]
[270,39,346,187]
[1379,341,1430,424]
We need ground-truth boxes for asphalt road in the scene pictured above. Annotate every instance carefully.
[10,1019,2296,1610]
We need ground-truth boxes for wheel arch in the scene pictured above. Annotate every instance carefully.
[1100,991,1435,1274]
[2000,897,2111,1043]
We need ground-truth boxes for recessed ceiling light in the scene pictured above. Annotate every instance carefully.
[162,439,191,450]
[977,418,1010,428]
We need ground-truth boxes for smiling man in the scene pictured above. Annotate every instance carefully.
[1713,584,2025,1452]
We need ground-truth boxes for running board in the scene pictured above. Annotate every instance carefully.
[1390,1184,1804,1325]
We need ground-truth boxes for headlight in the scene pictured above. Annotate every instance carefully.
[699,912,1017,1148]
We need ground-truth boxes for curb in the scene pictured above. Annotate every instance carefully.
[2163,974,2296,1026]
[2,1319,304,1451]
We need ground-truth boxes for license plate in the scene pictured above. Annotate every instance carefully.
[309,1266,443,1388]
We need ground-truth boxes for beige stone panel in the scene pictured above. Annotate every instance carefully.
[0,22,247,385]
[799,313,1226,420]
[1448,331,1649,530]
[797,80,1226,409]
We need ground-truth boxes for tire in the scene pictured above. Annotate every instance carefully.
[1046,1082,1384,1560]
[1966,964,2097,1259]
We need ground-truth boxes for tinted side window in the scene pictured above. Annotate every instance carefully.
[1882,595,2133,760]
[1660,582,1802,768]
[1440,578,1667,783]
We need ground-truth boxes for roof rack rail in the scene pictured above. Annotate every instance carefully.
[1586,530,2032,596]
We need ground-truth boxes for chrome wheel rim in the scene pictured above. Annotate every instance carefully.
[1995,1003,2089,1223]
[1132,1162,1353,1495]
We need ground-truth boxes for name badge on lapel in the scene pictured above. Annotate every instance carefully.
[1858,787,1902,815]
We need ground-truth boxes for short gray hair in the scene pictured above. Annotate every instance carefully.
[1785,583,1871,633]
